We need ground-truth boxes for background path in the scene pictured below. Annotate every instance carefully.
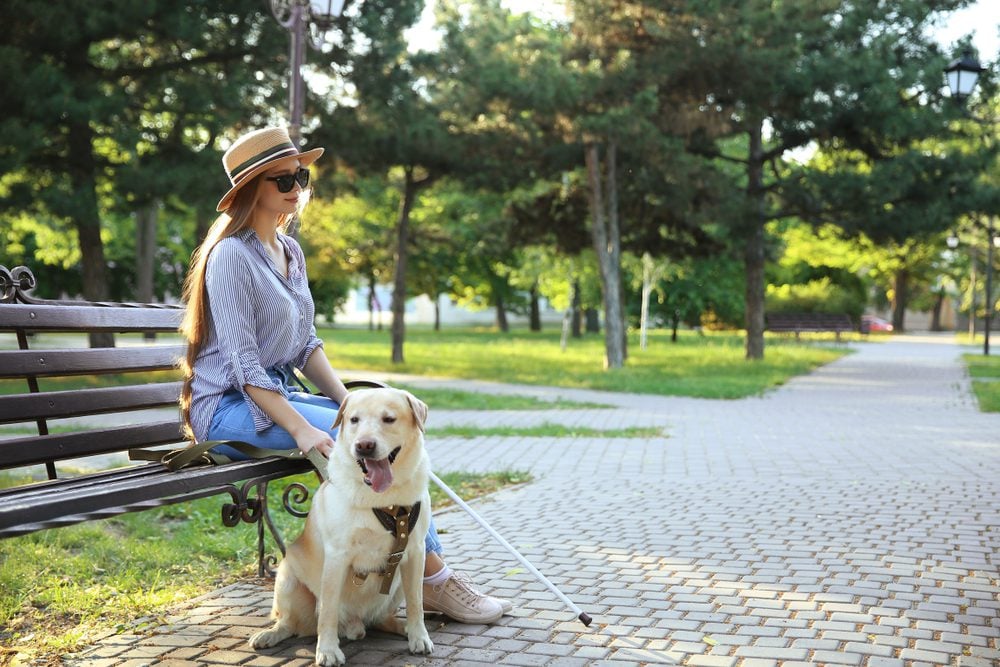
[69,335,1000,666]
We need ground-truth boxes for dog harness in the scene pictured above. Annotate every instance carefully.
[352,502,422,594]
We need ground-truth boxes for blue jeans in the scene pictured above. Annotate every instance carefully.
[207,385,443,555]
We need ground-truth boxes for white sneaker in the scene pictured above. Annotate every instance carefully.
[494,596,513,615]
[423,572,503,624]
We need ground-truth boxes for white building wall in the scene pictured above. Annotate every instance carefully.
[333,286,563,327]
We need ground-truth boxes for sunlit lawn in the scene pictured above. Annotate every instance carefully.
[963,353,1000,412]
[322,327,850,399]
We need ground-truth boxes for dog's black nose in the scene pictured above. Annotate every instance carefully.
[355,439,377,456]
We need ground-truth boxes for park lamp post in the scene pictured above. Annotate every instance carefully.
[945,48,995,355]
[270,0,345,148]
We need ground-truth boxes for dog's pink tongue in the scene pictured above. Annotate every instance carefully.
[367,458,393,493]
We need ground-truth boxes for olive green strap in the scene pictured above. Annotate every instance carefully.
[128,440,307,471]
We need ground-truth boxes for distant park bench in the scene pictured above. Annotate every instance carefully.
[0,264,372,575]
[765,312,854,340]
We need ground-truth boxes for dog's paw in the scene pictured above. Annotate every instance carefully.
[249,627,288,649]
[315,644,346,666]
[407,630,433,656]
[343,617,366,641]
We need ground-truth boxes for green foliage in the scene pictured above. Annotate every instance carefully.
[765,278,865,320]
[0,0,299,300]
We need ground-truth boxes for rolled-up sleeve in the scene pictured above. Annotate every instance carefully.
[206,241,285,431]
[294,327,324,370]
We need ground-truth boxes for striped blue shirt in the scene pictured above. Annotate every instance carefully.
[189,228,324,442]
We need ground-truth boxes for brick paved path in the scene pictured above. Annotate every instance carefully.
[68,335,999,666]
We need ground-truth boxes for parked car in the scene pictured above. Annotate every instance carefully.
[861,315,894,334]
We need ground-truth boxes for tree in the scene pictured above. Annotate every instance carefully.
[316,0,456,362]
[0,0,293,345]
[614,0,977,358]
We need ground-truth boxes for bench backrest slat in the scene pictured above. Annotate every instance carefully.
[0,303,182,332]
[0,346,184,378]
[0,382,182,424]
[0,422,184,470]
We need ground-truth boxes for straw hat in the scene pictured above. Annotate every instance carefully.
[216,127,324,212]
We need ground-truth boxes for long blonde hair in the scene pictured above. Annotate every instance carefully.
[178,176,297,441]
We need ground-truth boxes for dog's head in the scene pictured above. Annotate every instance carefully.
[332,388,428,493]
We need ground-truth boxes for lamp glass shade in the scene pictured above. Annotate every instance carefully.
[944,52,984,98]
[310,0,345,20]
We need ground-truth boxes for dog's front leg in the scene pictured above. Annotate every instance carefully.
[315,556,348,666]
[401,548,433,655]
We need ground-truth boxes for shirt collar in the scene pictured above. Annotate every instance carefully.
[234,228,301,279]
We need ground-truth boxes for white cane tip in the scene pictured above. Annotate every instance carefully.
[579,612,593,627]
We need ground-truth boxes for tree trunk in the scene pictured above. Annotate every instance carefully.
[892,269,908,333]
[529,282,541,331]
[69,118,114,348]
[931,291,944,332]
[671,311,680,343]
[584,141,626,369]
[585,308,600,333]
[136,200,158,303]
[571,279,582,338]
[969,263,978,339]
[433,292,441,332]
[390,169,417,364]
[136,200,159,340]
[495,290,509,332]
[744,122,767,361]
[367,273,377,332]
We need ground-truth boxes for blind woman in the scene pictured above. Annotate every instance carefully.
[179,127,509,624]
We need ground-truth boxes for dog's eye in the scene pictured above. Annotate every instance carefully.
[382,416,396,424]
[349,416,359,424]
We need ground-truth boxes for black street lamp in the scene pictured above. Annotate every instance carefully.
[944,50,986,103]
[944,49,995,355]
[948,223,1000,355]
[270,0,345,148]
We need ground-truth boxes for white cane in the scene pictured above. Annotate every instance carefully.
[429,470,593,627]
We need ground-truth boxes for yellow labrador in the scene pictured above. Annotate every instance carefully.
[249,388,434,666]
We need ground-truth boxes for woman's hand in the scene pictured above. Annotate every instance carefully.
[293,424,335,457]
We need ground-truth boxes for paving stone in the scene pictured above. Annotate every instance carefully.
[51,338,1000,666]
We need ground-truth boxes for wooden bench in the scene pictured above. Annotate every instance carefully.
[0,264,359,575]
[765,312,855,340]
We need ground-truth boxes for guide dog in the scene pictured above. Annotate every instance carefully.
[249,388,434,666]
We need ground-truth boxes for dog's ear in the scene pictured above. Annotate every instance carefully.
[403,391,428,432]
[332,394,352,431]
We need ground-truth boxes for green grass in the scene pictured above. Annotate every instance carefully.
[324,327,849,399]
[390,385,611,410]
[430,423,665,438]
[0,468,529,660]
[963,354,1000,412]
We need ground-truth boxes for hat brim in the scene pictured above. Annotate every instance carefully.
[216,147,324,212]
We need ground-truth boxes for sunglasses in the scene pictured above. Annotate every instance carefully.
[264,167,310,193]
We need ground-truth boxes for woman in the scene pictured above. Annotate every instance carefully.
[179,126,509,624]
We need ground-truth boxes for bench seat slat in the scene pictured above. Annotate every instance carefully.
[0,458,311,537]
[0,382,182,424]
[0,421,185,469]
[0,303,182,332]
[0,346,184,379]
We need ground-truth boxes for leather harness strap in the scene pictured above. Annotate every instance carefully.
[353,501,422,594]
